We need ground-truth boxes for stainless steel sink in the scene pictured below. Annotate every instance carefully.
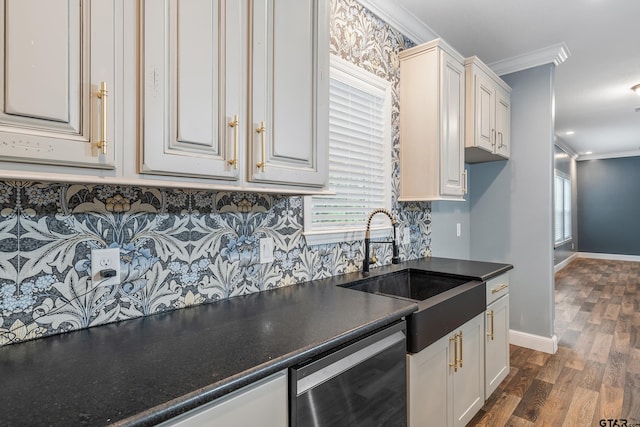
[341,269,485,353]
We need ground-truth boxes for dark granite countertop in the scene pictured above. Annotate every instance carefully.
[320,256,513,286]
[0,256,511,426]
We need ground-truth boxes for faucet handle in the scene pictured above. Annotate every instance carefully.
[370,246,377,264]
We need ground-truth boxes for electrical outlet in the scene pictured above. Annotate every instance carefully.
[259,237,275,263]
[90,248,120,288]
[403,226,411,245]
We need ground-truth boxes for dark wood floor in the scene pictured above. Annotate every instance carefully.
[468,258,640,426]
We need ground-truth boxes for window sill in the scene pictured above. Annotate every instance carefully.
[303,225,393,246]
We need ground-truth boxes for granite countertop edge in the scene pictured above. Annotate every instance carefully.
[114,304,416,427]
[116,257,513,426]
[0,256,512,427]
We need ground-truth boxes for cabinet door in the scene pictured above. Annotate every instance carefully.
[439,50,465,197]
[452,314,485,427]
[486,295,510,398]
[249,0,328,187]
[407,334,452,427]
[160,371,287,427]
[474,71,495,153]
[0,0,116,168]
[141,0,242,180]
[495,90,510,158]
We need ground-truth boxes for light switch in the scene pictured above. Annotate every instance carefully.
[456,223,461,237]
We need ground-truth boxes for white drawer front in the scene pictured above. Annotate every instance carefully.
[486,273,509,305]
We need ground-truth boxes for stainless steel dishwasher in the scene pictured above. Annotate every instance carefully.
[290,321,407,427]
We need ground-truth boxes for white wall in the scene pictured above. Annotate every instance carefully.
[469,64,556,339]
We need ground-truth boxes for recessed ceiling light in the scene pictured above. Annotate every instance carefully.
[565,131,575,135]
[632,84,640,95]
[585,151,593,155]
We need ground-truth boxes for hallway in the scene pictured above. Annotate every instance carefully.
[468,258,640,426]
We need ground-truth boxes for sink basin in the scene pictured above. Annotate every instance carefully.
[341,269,485,353]
[345,269,469,301]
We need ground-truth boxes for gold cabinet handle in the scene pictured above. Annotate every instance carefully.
[491,283,508,294]
[96,82,108,155]
[227,115,239,169]
[458,331,463,368]
[462,170,468,194]
[487,310,495,341]
[256,121,266,171]
[449,334,458,372]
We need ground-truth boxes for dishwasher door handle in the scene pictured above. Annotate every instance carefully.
[296,330,405,395]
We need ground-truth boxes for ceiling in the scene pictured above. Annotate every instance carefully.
[362,0,640,160]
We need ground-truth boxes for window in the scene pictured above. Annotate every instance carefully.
[304,55,392,245]
[554,170,572,245]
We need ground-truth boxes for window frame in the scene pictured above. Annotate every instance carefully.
[554,169,572,246]
[303,55,392,246]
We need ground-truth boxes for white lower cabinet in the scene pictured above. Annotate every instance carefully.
[159,370,287,427]
[485,273,510,398]
[407,313,484,427]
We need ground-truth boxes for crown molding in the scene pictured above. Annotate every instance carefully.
[554,136,579,159]
[576,150,640,161]
[355,0,438,43]
[489,42,571,76]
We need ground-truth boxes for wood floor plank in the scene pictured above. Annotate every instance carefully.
[588,332,614,364]
[613,331,631,354]
[622,372,640,423]
[532,387,571,427]
[502,362,543,399]
[512,379,553,422]
[568,311,589,332]
[535,348,566,384]
[596,384,624,420]
[627,348,640,374]
[561,386,599,427]
[554,366,582,392]
[506,415,535,427]
[467,259,640,427]
[527,351,550,367]
[603,351,629,388]
[579,360,606,391]
[604,303,621,321]
[469,393,521,427]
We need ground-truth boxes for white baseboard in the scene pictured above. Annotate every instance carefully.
[554,253,578,273]
[510,330,558,354]
[578,252,640,262]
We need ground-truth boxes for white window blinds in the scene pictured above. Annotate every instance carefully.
[304,56,391,245]
[554,171,572,245]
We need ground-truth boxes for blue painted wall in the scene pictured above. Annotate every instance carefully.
[577,156,640,255]
[470,64,556,340]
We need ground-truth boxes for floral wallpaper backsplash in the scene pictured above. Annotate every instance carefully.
[0,0,430,347]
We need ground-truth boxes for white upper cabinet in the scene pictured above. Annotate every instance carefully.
[399,39,466,201]
[0,0,117,169]
[141,0,328,191]
[141,0,242,181]
[464,56,511,163]
[495,90,511,158]
[248,0,328,188]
